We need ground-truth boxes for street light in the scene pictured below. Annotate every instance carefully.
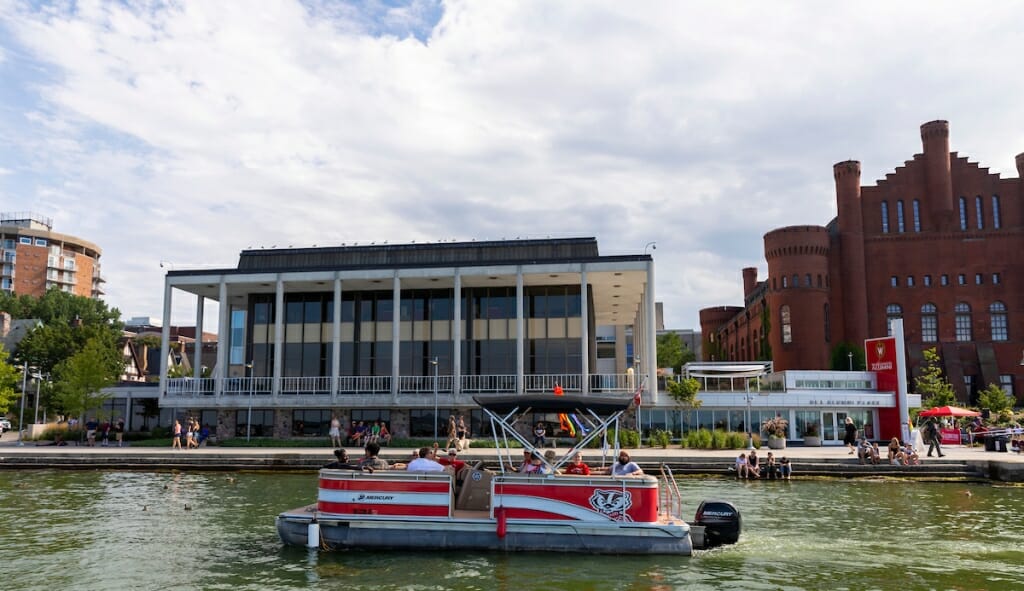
[17,362,28,447]
[32,371,47,424]
[431,357,439,441]
[245,360,255,442]
[745,378,754,450]
[848,351,853,371]
[643,242,657,256]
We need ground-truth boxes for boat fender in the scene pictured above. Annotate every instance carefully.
[496,507,507,538]
[307,519,320,549]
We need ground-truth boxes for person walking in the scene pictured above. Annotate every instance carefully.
[172,420,182,450]
[843,417,857,454]
[925,417,945,457]
[329,415,342,448]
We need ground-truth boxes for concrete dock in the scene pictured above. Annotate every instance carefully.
[3,431,1022,481]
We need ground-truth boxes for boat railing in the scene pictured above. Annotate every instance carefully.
[658,463,684,521]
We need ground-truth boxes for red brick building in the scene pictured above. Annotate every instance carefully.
[701,120,1023,405]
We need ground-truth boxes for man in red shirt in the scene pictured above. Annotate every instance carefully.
[437,448,467,473]
[563,451,591,475]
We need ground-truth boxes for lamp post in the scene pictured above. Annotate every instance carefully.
[431,357,439,441]
[32,371,46,424]
[643,242,657,256]
[848,351,853,371]
[745,377,754,450]
[17,362,28,447]
[245,360,254,442]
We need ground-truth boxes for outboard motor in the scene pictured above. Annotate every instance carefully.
[694,500,741,548]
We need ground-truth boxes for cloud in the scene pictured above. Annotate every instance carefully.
[1,0,1023,330]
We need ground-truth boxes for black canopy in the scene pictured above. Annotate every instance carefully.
[473,394,631,416]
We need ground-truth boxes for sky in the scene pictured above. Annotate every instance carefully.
[2,1,1023,330]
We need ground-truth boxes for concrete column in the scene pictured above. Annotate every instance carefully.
[331,275,342,399]
[516,268,524,394]
[392,273,401,400]
[159,279,172,401]
[453,272,462,396]
[274,276,284,397]
[580,268,589,395]
[193,296,204,383]
[216,280,229,396]
[646,260,658,403]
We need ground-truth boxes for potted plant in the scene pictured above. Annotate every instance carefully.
[761,416,789,450]
[802,421,821,447]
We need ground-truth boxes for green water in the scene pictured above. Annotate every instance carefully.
[1,471,1021,591]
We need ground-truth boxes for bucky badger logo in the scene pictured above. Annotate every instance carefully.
[589,489,633,521]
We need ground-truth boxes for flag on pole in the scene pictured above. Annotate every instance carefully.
[632,378,644,407]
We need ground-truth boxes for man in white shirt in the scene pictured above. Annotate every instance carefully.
[407,447,445,471]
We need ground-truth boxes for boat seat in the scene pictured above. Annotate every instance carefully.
[455,467,494,511]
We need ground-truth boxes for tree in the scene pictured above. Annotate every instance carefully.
[914,347,956,408]
[52,338,118,421]
[977,383,1012,415]
[664,377,703,409]
[139,398,160,431]
[830,342,864,371]
[656,332,696,376]
[0,345,20,415]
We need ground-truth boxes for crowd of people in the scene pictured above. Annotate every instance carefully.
[734,450,791,480]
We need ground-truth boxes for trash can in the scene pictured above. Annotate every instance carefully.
[984,436,996,452]
[994,436,1009,453]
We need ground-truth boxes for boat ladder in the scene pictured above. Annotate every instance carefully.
[658,463,684,521]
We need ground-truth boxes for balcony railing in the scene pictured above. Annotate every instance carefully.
[165,373,638,400]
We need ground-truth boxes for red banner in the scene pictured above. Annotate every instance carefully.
[864,336,901,441]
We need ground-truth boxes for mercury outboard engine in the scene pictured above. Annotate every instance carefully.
[694,500,741,548]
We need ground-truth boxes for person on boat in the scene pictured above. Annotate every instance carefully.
[564,452,591,475]
[407,447,445,471]
[324,448,362,470]
[533,422,547,447]
[329,415,342,448]
[843,417,857,454]
[437,448,467,473]
[609,451,643,477]
[358,442,390,471]
[513,448,533,473]
[523,451,552,475]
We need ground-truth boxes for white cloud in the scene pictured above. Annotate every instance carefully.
[1,0,1023,329]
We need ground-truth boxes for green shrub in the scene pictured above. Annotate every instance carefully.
[650,429,672,449]
[728,432,747,448]
[710,429,728,449]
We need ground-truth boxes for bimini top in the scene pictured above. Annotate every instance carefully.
[473,394,631,416]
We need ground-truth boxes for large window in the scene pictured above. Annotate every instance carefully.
[990,302,1008,341]
[921,303,938,342]
[999,375,1013,397]
[409,408,454,437]
[230,309,246,365]
[886,304,902,336]
[992,195,1001,229]
[781,305,792,344]
[913,199,921,232]
[975,196,984,229]
[236,409,274,437]
[292,409,331,436]
[958,197,968,230]
[954,302,972,342]
[881,201,889,233]
[896,200,905,233]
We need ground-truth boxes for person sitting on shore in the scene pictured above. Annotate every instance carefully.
[857,438,874,465]
[377,421,392,447]
[779,457,792,480]
[887,437,902,464]
[870,442,881,465]
[735,453,749,479]
[746,450,761,479]
[901,442,920,465]
[765,452,779,480]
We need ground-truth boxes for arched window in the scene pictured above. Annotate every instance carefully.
[880,201,889,233]
[912,199,921,232]
[792,274,798,289]
[897,200,905,233]
[992,195,1001,229]
[781,305,792,344]
[954,302,972,342]
[990,301,1008,341]
[817,274,823,288]
[781,276,788,288]
[975,196,984,229]
[886,304,903,336]
[921,303,938,342]
[805,273,812,287]
[958,197,968,230]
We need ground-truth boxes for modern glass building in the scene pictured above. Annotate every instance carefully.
[159,237,657,440]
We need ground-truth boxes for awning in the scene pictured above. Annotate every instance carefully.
[472,394,631,415]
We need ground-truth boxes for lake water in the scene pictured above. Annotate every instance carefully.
[1,470,1022,591]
